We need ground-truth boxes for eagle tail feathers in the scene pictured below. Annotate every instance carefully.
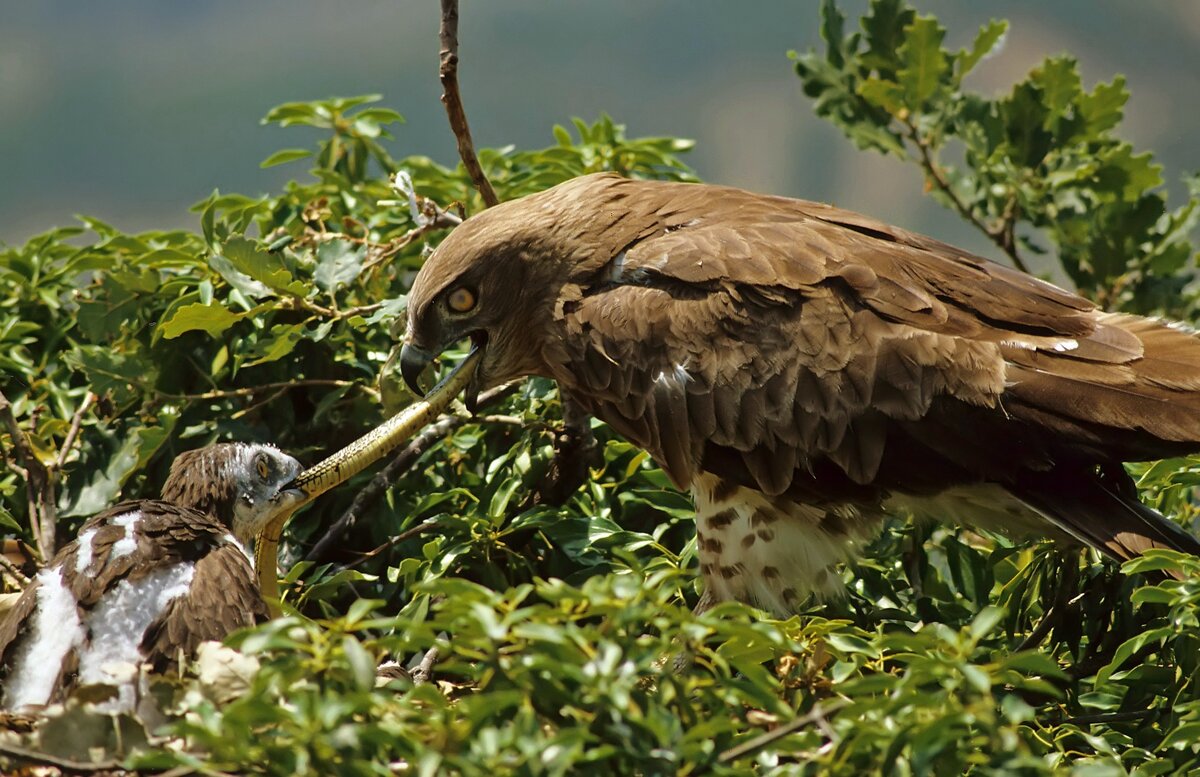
[1008,467,1200,581]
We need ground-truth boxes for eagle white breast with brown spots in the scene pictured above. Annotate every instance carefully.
[691,473,883,614]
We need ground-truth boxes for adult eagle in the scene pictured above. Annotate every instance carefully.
[399,173,1200,614]
[0,443,303,711]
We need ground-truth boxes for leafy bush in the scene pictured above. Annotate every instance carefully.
[3,1,1200,773]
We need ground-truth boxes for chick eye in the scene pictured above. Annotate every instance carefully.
[446,286,477,313]
[256,455,270,480]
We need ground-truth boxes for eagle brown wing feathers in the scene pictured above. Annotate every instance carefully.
[544,175,1200,566]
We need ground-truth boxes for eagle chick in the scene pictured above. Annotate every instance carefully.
[0,442,303,712]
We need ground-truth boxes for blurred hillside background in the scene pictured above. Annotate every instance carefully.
[3,1,1197,268]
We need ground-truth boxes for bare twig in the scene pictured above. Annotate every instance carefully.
[1018,561,1078,652]
[359,216,461,275]
[0,392,34,474]
[0,740,121,773]
[476,414,529,427]
[344,519,441,570]
[0,551,31,588]
[232,386,289,421]
[280,294,338,318]
[305,382,518,563]
[1017,603,1059,652]
[0,389,52,560]
[55,391,95,469]
[305,415,459,564]
[902,121,1030,274]
[386,171,463,229]
[156,378,359,402]
[434,0,593,511]
[1064,709,1161,726]
[438,0,499,207]
[716,700,847,765]
[411,646,441,685]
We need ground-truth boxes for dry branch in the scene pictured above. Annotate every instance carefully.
[438,0,499,207]
[433,0,594,510]
[716,701,846,766]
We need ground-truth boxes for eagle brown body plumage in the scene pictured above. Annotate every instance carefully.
[402,173,1200,613]
[0,443,301,710]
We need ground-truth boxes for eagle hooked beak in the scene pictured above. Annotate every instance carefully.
[399,334,486,413]
[399,344,434,396]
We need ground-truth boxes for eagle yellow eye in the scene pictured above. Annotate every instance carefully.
[446,286,477,313]
[256,455,270,480]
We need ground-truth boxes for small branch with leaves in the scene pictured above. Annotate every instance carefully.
[902,120,1029,274]
[0,390,95,562]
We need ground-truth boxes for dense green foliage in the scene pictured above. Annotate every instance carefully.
[2,2,1200,773]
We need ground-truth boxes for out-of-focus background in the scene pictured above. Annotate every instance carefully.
[3,1,1197,258]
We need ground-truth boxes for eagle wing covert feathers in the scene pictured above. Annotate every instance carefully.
[401,172,1200,614]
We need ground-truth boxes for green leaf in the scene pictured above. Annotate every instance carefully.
[1003,81,1052,166]
[63,344,157,405]
[1079,76,1128,136]
[342,635,376,691]
[0,505,20,532]
[1097,625,1174,685]
[961,663,991,693]
[1161,722,1200,751]
[262,101,327,128]
[861,0,914,73]
[818,0,848,68]
[968,605,1004,642]
[242,322,307,366]
[897,16,948,107]
[157,303,244,339]
[1095,144,1163,201]
[858,78,906,116]
[60,420,174,518]
[957,19,1007,77]
[209,253,271,299]
[313,240,366,292]
[218,236,308,296]
[1030,56,1082,120]
[260,148,313,168]
[353,107,405,125]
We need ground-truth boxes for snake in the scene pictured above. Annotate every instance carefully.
[254,347,482,614]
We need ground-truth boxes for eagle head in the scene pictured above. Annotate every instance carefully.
[161,442,305,543]
[399,190,577,410]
